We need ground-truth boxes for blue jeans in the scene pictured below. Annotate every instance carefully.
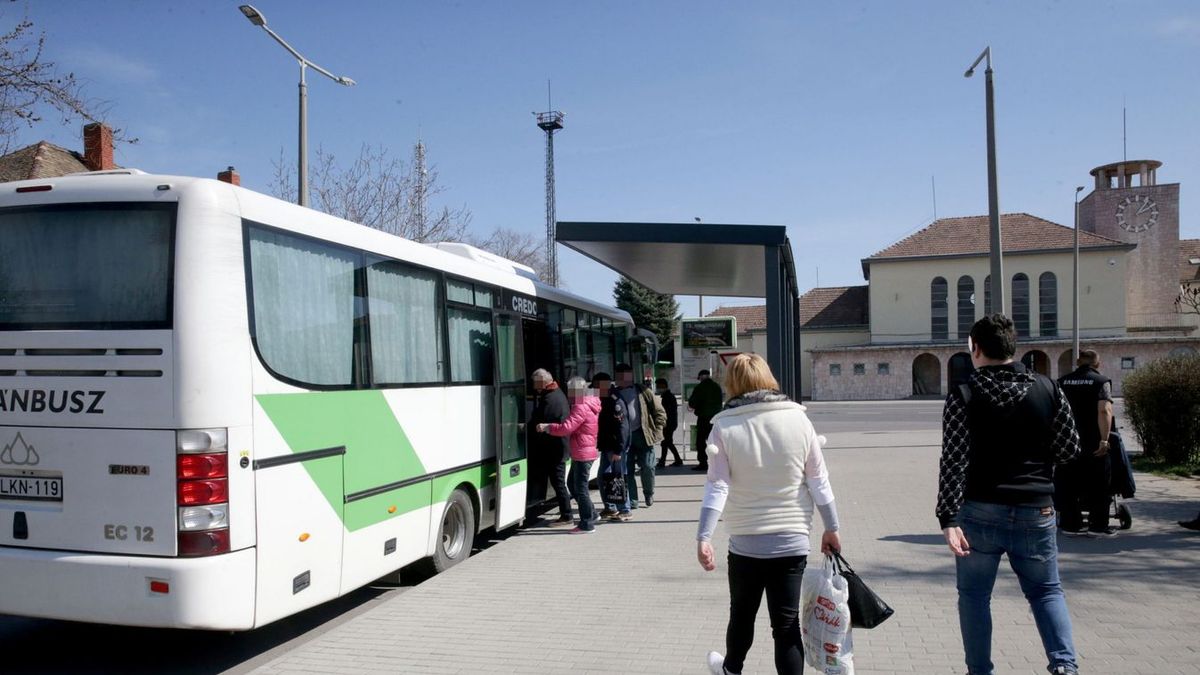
[956,500,1078,675]
[568,460,595,530]
[626,430,655,506]
[598,451,631,513]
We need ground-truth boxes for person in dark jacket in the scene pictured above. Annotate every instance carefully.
[688,369,724,471]
[528,369,573,527]
[593,372,632,521]
[937,314,1082,675]
[1056,350,1117,536]
[655,378,682,468]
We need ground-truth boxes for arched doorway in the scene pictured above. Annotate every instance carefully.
[1058,349,1075,378]
[1170,346,1198,358]
[1021,350,1050,376]
[948,352,974,390]
[912,353,941,396]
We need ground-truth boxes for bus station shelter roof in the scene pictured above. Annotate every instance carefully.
[556,221,801,396]
[556,222,792,297]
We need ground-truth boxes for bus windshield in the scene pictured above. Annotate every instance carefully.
[0,204,174,330]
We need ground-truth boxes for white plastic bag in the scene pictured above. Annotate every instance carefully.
[801,555,855,674]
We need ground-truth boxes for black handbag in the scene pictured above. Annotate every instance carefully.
[601,464,627,505]
[832,551,894,629]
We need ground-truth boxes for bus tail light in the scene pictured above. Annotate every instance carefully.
[178,478,228,506]
[178,529,231,557]
[178,504,229,531]
[177,453,228,479]
[176,428,230,556]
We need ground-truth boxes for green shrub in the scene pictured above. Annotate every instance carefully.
[1123,355,1200,465]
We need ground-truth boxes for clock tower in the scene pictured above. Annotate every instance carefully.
[1078,159,1181,331]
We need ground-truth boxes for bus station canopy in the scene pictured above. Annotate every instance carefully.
[556,221,802,397]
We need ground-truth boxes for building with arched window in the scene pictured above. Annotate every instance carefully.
[788,160,1200,400]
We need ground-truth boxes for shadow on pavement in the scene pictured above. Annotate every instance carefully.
[0,534,512,675]
[878,533,946,546]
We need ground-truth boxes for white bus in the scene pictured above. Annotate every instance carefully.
[0,171,649,629]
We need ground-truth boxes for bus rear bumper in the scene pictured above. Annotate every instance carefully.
[0,546,256,630]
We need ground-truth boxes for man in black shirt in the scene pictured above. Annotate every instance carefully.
[1057,350,1116,536]
[937,314,1082,675]
[654,378,682,468]
[528,369,573,527]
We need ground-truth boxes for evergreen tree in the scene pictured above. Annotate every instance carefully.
[613,276,679,345]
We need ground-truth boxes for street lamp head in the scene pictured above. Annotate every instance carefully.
[337,76,357,86]
[964,68,975,78]
[239,4,266,27]
[1075,186,1085,194]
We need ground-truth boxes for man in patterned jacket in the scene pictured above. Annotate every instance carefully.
[936,314,1082,675]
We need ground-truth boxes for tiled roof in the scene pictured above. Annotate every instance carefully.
[799,285,869,329]
[0,141,90,182]
[863,214,1131,276]
[706,305,766,332]
[1182,239,1200,283]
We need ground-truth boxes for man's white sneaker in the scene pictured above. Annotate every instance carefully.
[706,651,726,675]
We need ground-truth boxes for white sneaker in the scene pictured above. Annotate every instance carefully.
[706,651,726,675]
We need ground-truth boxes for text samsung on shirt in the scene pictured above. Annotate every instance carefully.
[0,389,106,414]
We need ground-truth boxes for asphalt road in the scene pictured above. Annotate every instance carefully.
[0,398,1137,674]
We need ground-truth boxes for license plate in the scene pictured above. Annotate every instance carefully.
[0,473,63,502]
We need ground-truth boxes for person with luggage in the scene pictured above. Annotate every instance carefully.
[655,378,683,468]
[1057,349,1117,537]
[592,372,632,522]
[536,377,600,534]
[688,369,724,472]
[937,314,1082,675]
[695,353,842,675]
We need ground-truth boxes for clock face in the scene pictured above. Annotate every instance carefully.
[1115,194,1158,233]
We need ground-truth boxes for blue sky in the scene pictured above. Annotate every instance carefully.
[12,1,1200,315]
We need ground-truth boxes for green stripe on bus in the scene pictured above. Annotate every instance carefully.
[256,390,427,525]
[344,483,431,531]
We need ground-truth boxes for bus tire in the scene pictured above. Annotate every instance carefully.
[425,489,475,574]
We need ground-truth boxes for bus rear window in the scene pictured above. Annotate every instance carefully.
[0,204,174,330]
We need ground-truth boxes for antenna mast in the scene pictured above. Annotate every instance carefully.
[535,81,564,286]
[409,139,428,240]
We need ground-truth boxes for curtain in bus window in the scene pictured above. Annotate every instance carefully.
[448,308,493,383]
[367,261,443,384]
[495,319,521,384]
[249,229,356,386]
[0,207,172,329]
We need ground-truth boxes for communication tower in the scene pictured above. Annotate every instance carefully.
[535,107,564,286]
[408,139,428,239]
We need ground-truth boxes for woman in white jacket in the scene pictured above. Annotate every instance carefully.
[696,353,841,675]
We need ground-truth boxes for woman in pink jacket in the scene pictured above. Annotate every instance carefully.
[537,376,601,534]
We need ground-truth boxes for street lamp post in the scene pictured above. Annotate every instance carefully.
[965,47,1004,315]
[239,5,355,207]
[1073,185,1085,363]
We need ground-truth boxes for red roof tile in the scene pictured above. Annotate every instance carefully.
[1182,239,1200,283]
[0,141,89,183]
[706,305,767,332]
[864,214,1130,273]
[799,286,869,329]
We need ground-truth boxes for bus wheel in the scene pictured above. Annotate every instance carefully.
[430,489,475,573]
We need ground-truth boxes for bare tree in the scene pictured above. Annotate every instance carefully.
[0,13,129,152]
[467,226,546,277]
[270,144,471,243]
[270,142,551,279]
[1177,284,1200,317]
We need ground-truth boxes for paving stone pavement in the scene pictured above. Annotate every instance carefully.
[251,407,1200,675]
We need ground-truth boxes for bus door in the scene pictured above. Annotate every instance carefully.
[493,312,528,529]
